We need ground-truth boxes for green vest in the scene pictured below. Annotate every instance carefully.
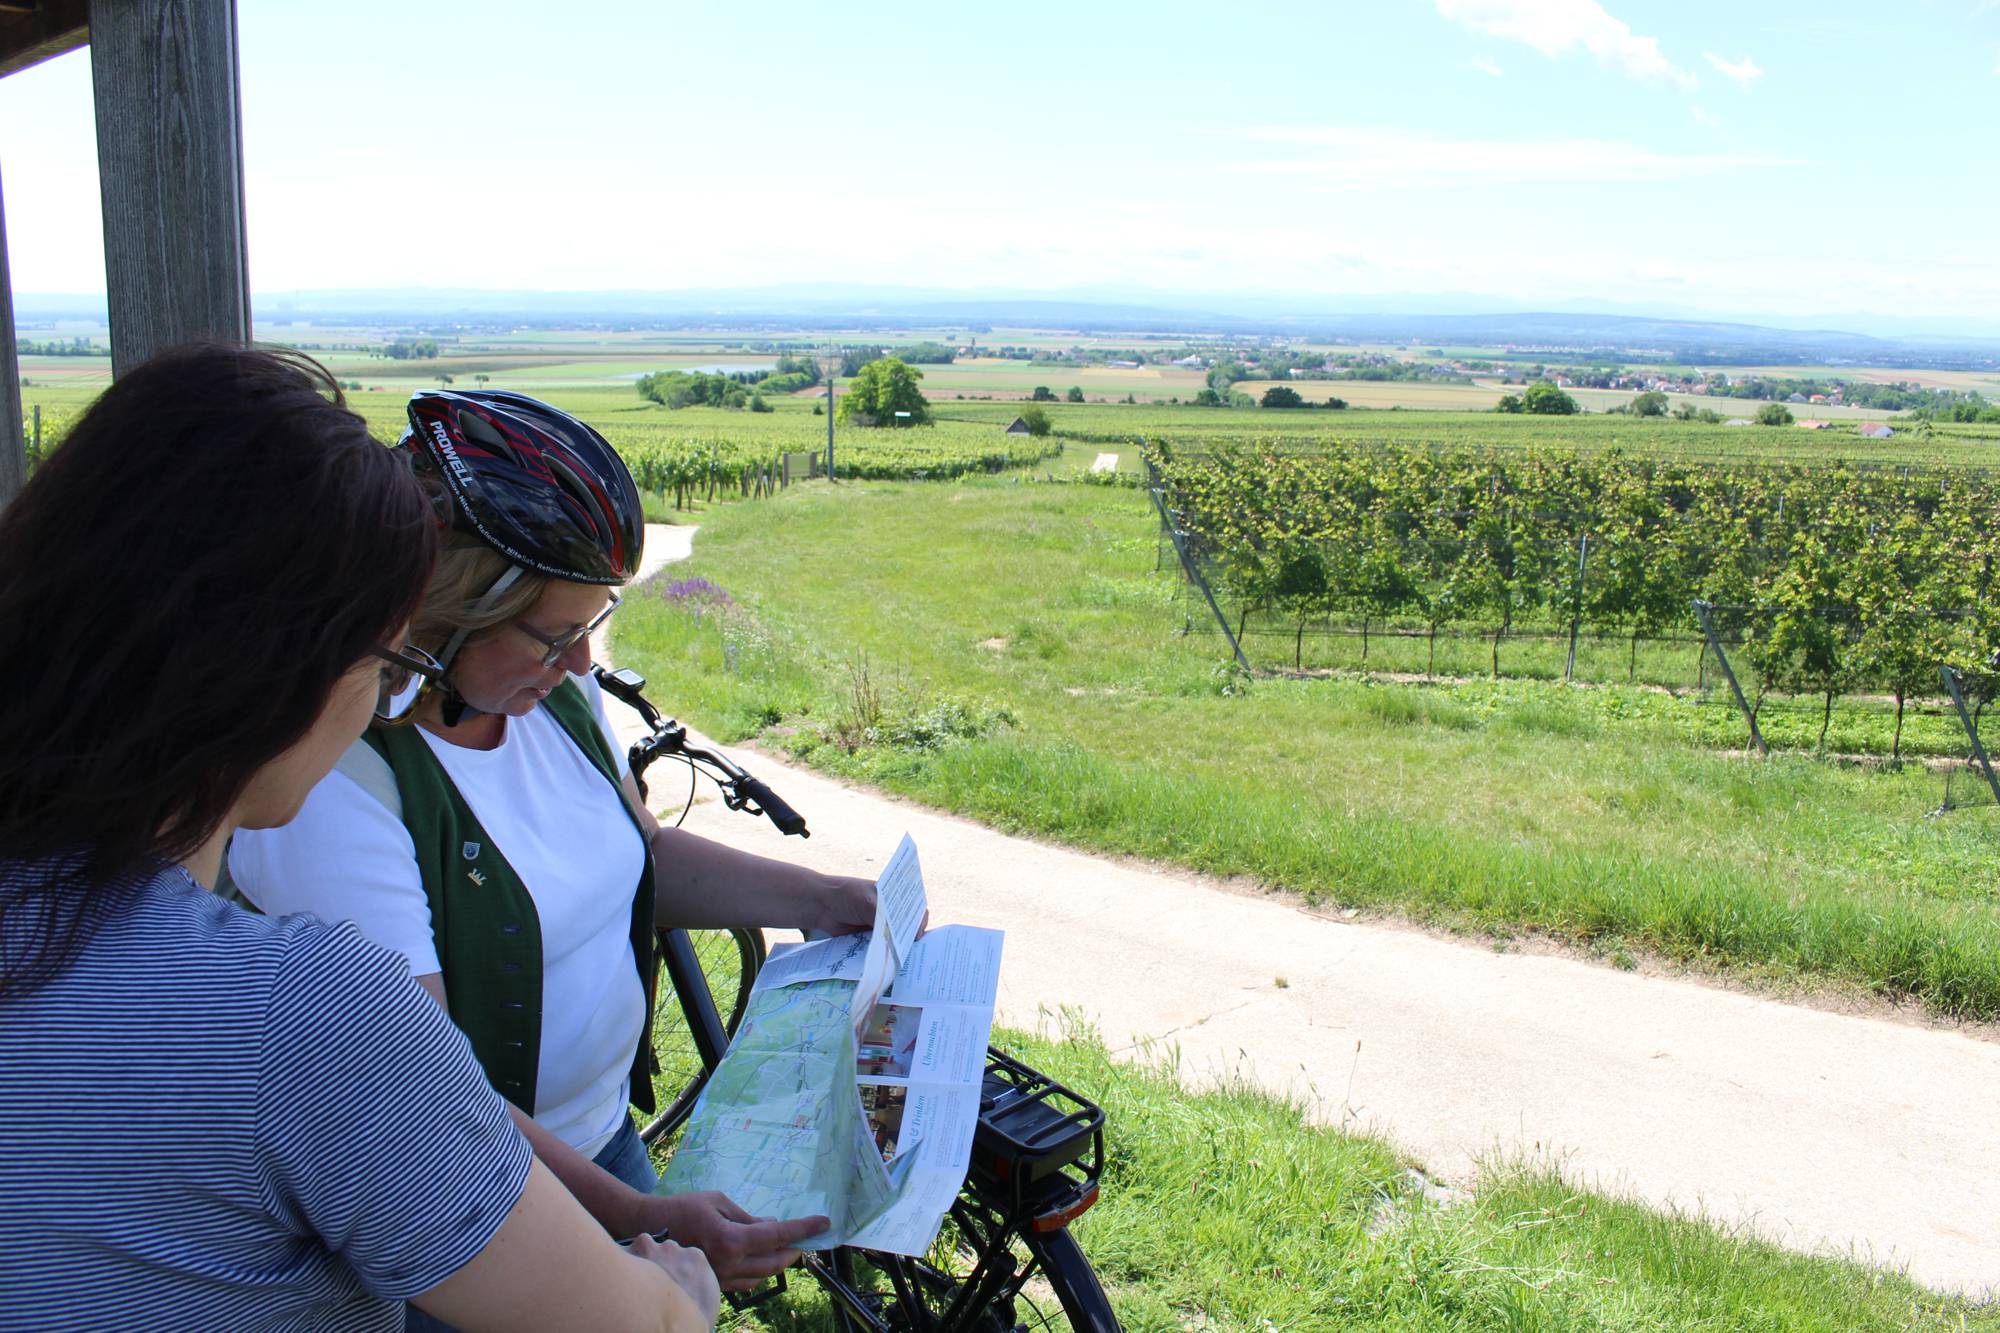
[361,680,659,1115]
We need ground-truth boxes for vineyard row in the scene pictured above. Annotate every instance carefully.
[1146,441,2000,756]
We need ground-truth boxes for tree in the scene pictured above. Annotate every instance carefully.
[1030,386,1058,403]
[1066,386,1085,403]
[1495,394,1524,414]
[1018,406,1052,437]
[1191,388,1224,407]
[1260,385,1305,409]
[838,358,931,427]
[1522,382,1579,415]
[1631,390,1668,417]
[1325,396,1348,410]
[1756,401,1794,427]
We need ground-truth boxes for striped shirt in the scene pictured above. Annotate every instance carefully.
[0,865,534,1332]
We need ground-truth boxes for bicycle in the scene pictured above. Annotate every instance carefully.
[595,665,1121,1333]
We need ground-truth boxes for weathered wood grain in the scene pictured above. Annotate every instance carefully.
[90,0,250,377]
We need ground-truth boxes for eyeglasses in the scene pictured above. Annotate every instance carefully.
[369,642,446,723]
[511,589,621,668]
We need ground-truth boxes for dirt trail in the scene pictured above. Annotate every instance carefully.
[608,523,2000,1299]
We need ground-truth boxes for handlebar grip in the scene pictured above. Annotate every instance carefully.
[738,775,809,838]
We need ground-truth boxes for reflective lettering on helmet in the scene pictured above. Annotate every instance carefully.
[430,420,475,488]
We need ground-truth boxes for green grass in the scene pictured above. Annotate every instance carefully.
[613,475,2000,1018]
[700,1021,1993,1330]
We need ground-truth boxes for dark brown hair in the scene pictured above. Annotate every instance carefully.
[0,342,437,993]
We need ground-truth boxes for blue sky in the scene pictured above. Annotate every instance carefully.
[2,0,1996,322]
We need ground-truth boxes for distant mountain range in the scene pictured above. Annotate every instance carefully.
[16,285,2000,368]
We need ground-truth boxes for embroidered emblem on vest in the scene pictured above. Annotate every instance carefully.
[462,841,481,861]
[467,868,487,887]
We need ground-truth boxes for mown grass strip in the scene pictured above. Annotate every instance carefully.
[713,1022,1993,1330]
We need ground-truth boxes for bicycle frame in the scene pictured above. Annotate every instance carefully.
[602,665,1118,1331]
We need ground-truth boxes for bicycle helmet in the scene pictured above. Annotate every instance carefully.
[401,389,643,585]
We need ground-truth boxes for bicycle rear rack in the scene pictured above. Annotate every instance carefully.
[967,1047,1106,1229]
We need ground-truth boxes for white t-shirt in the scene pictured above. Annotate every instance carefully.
[229,672,649,1158]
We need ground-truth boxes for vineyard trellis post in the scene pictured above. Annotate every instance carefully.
[1564,531,1590,683]
[1146,451,1251,672]
[1693,599,1768,757]
[1941,666,2000,809]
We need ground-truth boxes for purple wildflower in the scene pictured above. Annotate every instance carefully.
[654,576,732,606]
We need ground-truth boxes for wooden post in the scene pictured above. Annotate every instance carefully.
[0,162,25,508]
[91,0,252,377]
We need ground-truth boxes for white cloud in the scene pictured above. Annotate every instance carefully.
[1435,0,1697,89]
[1472,55,1504,76]
[1691,105,1722,127]
[1703,52,1763,82]
[1238,126,1782,187]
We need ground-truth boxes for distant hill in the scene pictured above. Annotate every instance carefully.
[15,285,2000,369]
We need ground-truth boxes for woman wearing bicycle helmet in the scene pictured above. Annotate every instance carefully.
[228,390,872,1309]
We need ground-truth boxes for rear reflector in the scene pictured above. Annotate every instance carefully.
[1031,1184,1099,1233]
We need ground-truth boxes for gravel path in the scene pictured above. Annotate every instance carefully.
[609,523,2000,1298]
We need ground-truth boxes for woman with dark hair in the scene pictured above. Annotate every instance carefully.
[0,344,717,1332]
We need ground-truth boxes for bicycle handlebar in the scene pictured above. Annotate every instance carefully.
[732,774,807,838]
[593,665,810,838]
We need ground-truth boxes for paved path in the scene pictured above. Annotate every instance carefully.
[609,523,2000,1298]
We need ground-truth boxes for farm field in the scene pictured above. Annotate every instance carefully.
[936,400,1997,465]
[1235,378,1507,410]
[20,323,1993,418]
[901,357,1204,401]
[612,464,2000,1019]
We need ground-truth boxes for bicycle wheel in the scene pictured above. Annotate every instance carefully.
[825,1200,1118,1333]
[640,925,764,1148]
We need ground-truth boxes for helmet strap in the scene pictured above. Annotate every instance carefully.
[436,564,526,670]
[431,563,526,729]
[439,686,474,728]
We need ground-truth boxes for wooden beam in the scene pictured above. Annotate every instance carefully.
[90,0,249,377]
[0,0,88,80]
[0,162,25,510]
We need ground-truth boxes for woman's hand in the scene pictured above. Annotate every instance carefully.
[626,1190,827,1292]
[624,1233,721,1326]
[807,874,879,936]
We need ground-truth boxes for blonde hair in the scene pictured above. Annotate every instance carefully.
[410,534,550,662]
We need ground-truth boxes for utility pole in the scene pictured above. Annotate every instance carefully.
[823,341,837,482]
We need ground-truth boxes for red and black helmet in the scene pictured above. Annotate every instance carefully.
[400,390,643,585]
